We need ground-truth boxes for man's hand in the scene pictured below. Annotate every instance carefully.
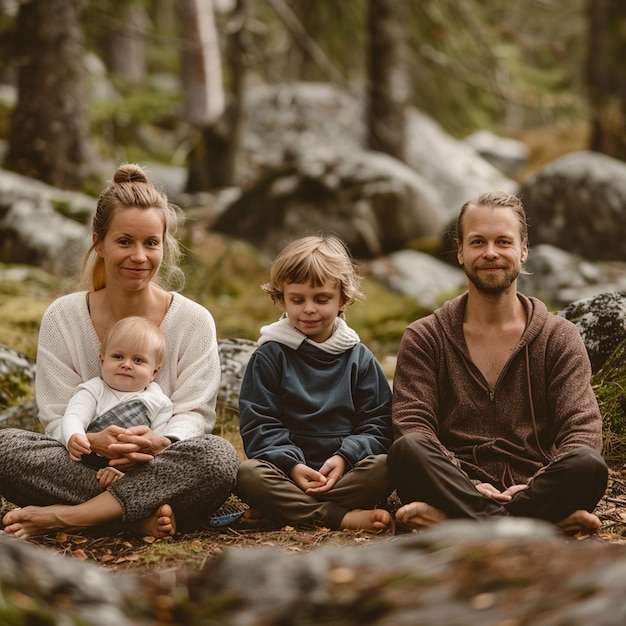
[475,482,528,502]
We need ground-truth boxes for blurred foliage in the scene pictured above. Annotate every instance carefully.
[593,338,626,467]
[0,0,592,165]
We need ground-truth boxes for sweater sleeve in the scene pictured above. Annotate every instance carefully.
[392,321,444,440]
[156,296,221,440]
[36,295,102,442]
[60,386,99,449]
[238,349,306,475]
[335,350,392,467]
[546,318,603,456]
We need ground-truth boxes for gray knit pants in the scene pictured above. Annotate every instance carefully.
[0,428,239,532]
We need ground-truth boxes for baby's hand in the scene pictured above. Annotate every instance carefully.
[96,467,124,488]
[68,434,91,462]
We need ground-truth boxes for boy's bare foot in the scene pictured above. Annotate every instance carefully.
[133,504,176,539]
[340,508,393,532]
[395,501,447,529]
[2,505,83,538]
[236,508,277,528]
[556,510,602,536]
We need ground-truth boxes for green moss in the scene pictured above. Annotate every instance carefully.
[592,337,626,466]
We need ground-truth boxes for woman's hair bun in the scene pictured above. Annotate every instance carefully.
[113,163,149,185]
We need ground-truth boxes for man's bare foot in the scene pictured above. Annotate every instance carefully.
[395,501,448,530]
[133,504,176,539]
[237,508,276,527]
[340,508,393,532]
[2,505,84,538]
[556,510,602,536]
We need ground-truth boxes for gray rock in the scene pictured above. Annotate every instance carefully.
[558,291,626,373]
[368,249,466,310]
[218,338,257,410]
[464,129,529,178]
[520,151,626,261]
[212,150,444,259]
[405,109,520,224]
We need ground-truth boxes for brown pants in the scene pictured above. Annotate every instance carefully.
[236,454,393,529]
[388,433,608,523]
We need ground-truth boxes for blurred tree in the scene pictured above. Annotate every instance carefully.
[586,0,626,160]
[3,0,96,188]
[366,0,408,161]
[99,0,148,84]
[181,0,241,191]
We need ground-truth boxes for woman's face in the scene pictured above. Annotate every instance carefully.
[94,207,165,291]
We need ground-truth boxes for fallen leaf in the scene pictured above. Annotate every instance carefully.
[72,549,88,561]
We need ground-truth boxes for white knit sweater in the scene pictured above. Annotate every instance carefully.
[35,291,220,442]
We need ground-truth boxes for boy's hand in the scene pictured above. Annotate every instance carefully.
[306,455,346,494]
[67,433,91,462]
[290,463,327,492]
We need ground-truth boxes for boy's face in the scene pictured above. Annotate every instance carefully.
[99,340,160,393]
[282,280,344,343]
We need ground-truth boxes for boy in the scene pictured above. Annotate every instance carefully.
[237,235,394,531]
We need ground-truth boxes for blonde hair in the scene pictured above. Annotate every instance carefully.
[263,234,364,309]
[101,316,166,367]
[81,163,185,291]
[455,191,529,247]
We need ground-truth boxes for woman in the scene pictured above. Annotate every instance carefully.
[0,163,239,538]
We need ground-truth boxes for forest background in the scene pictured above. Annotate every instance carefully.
[1,0,625,363]
[0,0,626,571]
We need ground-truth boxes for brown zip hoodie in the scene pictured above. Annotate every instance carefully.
[392,292,603,488]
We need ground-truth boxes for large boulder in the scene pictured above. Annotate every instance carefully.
[0,169,93,275]
[558,291,626,374]
[212,151,444,259]
[242,83,518,230]
[405,109,519,224]
[520,151,626,261]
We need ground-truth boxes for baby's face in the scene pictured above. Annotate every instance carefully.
[100,341,159,392]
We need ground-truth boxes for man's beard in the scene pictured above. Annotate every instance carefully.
[464,264,520,295]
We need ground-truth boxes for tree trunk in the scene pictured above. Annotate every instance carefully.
[366,0,408,162]
[180,0,227,191]
[102,0,147,84]
[4,0,95,189]
[586,0,626,160]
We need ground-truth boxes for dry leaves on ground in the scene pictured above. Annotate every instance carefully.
[3,468,626,573]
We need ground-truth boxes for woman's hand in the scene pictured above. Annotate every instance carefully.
[88,425,171,471]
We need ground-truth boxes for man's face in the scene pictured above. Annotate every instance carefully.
[457,205,528,296]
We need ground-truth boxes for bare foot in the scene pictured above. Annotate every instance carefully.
[556,510,602,536]
[340,508,393,532]
[133,504,176,539]
[237,508,275,527]
[3,505,84,538]
[395,501,447,530]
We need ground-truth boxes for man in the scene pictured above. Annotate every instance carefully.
[388,191,608,535]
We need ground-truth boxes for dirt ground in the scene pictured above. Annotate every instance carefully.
[2,468,625,575]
